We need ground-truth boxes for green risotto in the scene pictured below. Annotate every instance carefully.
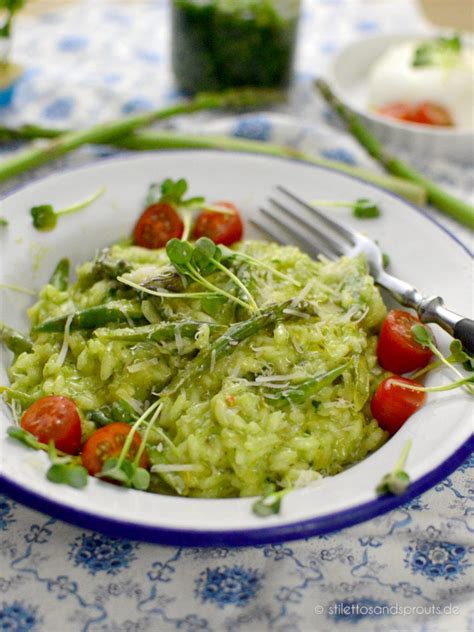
[6,241,388,497]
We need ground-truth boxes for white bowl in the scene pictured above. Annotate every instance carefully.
[327,33,474,163]
[0,151,472,546]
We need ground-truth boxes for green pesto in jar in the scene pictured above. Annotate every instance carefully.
[171,0,301,93]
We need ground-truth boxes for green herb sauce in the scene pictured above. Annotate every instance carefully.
[171,0,301,92]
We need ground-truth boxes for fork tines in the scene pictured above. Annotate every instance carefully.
[254,186,356,260]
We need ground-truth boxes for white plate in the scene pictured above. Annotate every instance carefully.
[328,33,474,162]
[0,151,472,546]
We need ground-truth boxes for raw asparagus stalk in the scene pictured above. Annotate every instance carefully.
[94,321,226,343]
[117,132,426,205]
[0,322,33,355]
[0,132,425,205]
[0,88,283,183]
[33,301,144,332]
[315,79,474,228]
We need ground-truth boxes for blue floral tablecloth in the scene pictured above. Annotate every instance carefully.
[0,2,473,631]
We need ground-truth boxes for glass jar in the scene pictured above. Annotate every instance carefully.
[171,0,301,93]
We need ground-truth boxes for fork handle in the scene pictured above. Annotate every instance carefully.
[416,296,474,354]
[453,319,474,354]
[378,272,474,353]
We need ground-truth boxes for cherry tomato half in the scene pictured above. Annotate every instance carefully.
[133,202,184,249]
[411,102,453,127]
[81,422,149,476]
[377,101,453,127]
[377,310,433,374]
[21,395,82,455]
[193,201,243,246]
[377,102,414,122]
[371,376,426,435]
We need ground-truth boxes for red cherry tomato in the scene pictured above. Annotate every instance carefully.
[377,310,433,374]
[81,422,149,476]
[193,201,244,246]
[133,203,184,249]
[21,396,82,455]
[377,102,414,122]
[411,102,453,127]
[377,101,453,127]
[371,376,426,435]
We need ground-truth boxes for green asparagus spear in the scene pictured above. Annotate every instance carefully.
[33,301,145,333]
[0,322,33,355]
[0,136,425,207]
[94,321,226,343]
[160,300,310,396]
[143,269,186,294]
[91,249,132,281]
[0,88,284,183]
[87,409,116,427]
[49,258,71,291]
[88,399,140,426]
[264,364,348,408]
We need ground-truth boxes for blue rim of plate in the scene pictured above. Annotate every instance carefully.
[0,149,472,547]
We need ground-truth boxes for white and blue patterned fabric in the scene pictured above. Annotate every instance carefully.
[0,1,472,630]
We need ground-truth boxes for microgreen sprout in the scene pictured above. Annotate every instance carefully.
[311,198,381,219]
[200,294,227,317]
[391,375,474,394]
[46,441,88,489]
[376,440,412,496]
[96,400,162,490]
[30,186,106,232]
[448,339,474,371]
[166,237,259,312]
[252,488,290,518]
[7,426,88,489]
[0,283,36,296]
[411,325,473,393]
[218,245,300,287]
[118,275,217,300]
[146,178,204,210]
[7,426,44,450]
[413,34,462,68]
[353,199,381,219]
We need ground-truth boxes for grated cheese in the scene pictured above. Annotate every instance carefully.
[55,313,74,369]
[127,358,160,374]
[283,308,311,320]
[151,464,201,473]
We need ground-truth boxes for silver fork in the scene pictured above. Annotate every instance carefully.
[252,186,474,352]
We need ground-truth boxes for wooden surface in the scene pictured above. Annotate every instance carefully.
[419,0,474,31]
